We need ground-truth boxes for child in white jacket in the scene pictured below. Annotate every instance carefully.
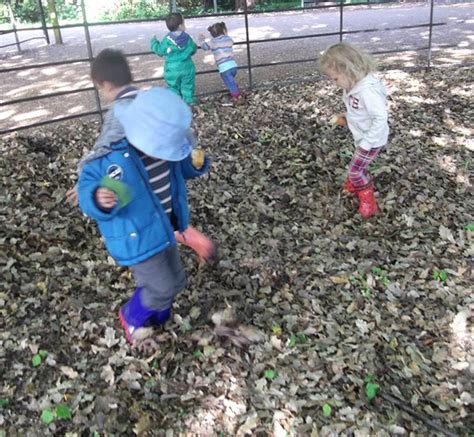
[319,43,389,219]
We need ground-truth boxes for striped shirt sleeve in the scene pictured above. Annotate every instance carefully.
[137,150,173,217]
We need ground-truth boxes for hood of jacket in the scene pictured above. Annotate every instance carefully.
[167,31,190,48]
[349,73,386,96]
[77,89,138,173]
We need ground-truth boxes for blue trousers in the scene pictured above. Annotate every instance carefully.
[220,67,240,96]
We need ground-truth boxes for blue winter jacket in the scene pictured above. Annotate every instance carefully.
[77,139,209,266]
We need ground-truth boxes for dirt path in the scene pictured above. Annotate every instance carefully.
[1,3,472,132]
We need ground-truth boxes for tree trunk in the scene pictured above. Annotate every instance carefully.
[46,0,63,44]
[235,0,256,11]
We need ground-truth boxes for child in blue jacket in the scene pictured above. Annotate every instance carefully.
[77,49,211,345]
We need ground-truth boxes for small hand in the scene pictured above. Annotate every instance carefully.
[330,113,347,127]
[66,186,78,206]
[95,188,117,209]
[197,32,206,42]
[191,149,205,169]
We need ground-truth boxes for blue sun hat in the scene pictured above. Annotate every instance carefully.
[114,87,193,161]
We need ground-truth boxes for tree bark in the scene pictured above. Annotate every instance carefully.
[46,0,63,44]
[235,0,257,11]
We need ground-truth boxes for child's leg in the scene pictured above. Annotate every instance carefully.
[165,73,182,98]
[119,246,186,343]
[347,146,382,190]
[347,146,383,219]
[132,246,186,310]
[180,72,196,105]
[220,67,240,97]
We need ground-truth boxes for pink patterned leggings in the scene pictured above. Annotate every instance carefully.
[347,146,383,189]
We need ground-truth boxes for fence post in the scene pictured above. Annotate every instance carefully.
[243,0,253,89]
[427,0,434,68]
[339,0,344,42]
[37,0,50,45]
[80,0,103,122]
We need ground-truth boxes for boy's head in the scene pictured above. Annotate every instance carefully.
[208,22,227,38]
[166,13,184,32]
[91,49,133,101]
[319,43,376,90]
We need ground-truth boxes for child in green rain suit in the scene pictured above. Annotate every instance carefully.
[151,13,197,105]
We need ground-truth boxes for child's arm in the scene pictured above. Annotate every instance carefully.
[180,152,210,179]
[150,35,167,57]
[77,164,122,221]
[359,89,388,149]
[198,33,211,51]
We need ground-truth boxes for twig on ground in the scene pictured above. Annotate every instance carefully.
[381,392,459,437]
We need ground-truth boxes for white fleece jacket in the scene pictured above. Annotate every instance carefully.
[343,73,389,150]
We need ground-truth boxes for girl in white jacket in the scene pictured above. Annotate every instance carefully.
[319,43,389,219]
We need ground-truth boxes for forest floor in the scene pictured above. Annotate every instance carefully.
[0,66,473,436]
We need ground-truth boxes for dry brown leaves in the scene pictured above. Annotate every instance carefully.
[0,67,472,436]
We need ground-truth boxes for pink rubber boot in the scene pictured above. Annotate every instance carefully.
[175,226,218,264]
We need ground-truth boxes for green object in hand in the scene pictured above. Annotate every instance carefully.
[100,176,132,207]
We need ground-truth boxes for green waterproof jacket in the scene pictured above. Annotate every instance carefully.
[150,33,197,80]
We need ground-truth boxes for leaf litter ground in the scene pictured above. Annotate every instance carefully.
[0,67,473,436]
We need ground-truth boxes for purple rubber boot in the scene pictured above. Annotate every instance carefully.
[149,308,171,326]
[118,288,171,344]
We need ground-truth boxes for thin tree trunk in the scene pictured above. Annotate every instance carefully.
[46,0,63,44]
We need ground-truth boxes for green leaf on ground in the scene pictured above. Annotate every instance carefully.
[366,382,380,400]
[288,334,297,348]
[145,378,158,389]
[297,333,307,343]
[264,369,276,380]
[465,223,474,231]
[322,403,332,417]
[433,269,448,283]
[389,338,398,350]
[38,349,48,358]
[0,399,9,408]
[32,354,42,367]
[41,409,55,424]
[55,404,72,420]
[272,325,282,335]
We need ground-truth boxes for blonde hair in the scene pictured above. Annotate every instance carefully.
[319,43,376,87]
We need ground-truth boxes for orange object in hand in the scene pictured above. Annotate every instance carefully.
[191,149,205,168]
[330,114,347,127]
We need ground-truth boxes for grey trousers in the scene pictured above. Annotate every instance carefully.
[131,245,186,311]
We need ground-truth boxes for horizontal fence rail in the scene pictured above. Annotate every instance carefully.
[0,0,398,34]
[0,21,448,76]
[0,0,467,135]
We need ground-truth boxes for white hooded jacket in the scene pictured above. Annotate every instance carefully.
[343,73,389,150]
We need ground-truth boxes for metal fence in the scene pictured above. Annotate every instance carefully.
[0,0,455,135]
